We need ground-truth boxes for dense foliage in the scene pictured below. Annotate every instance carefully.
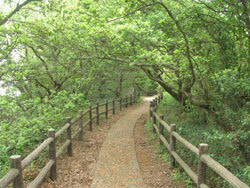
[0,0,249,185]
[158,93,249,187]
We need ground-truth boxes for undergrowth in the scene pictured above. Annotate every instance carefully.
[145,92,250,187]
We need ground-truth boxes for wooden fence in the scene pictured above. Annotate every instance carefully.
[150,95,249,188]
[0,93,140,188]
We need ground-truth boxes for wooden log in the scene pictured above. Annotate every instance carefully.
[152,111,170,132]
[89,105,93,131]
[152,111,170,139]
[159,118,171,132]
[152,99,155,107]
[22,137,53,169]
[55,123,70,138]
[0,169,19,188]
[170,124,176,168]
[11,155,24,188]
[82,120,90,128]
[56,140,71,158]
[66,117,73,157]
[153,124,160,135]
[48,129,56,181]
[201,155,249,188]
[159,114,164,146]
[82,109,89,116]
[171,151,198,184]
[159,135,170,150]
[72,128,81,140]
[99,111,106,116]
[112,99,115,114]
[71,114,81,124]
[149,106,153,118]
[152,110,156,133]
[27,160,54,188]
[155,98,158,106]
[78,110,83,141]
[96,102,99,125]
[198,144,208,188]
[200,184,209,188]
[105,100,108,119]
[172,132,199,155]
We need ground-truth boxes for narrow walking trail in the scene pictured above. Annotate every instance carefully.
[91,103,148,188]
[41,99,182,188]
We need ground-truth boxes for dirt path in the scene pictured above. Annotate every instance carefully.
[41,103,142,188]
[134,114,185,188]
[40,99,183,188]
[91,103,148,188]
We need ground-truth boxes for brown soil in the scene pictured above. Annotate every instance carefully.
[134,113,185,188]
[36,101,185,188]
[40,103,144,188]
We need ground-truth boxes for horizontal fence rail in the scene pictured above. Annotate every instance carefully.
[0,93,140,188]
[149,95,249,188]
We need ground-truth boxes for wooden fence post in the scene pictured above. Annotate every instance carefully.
[159,114,164,146]
[78,110,83,141]
[152,108,156,133]
[89,106,93,131]
[130,94,132,105]
[120,97,122,111]
[126,95,128,107]
[105,100,108,119]
[48,129,56,180]
[66,117,73,157]
[149,102,153,118]
[11,155,24,188]
[198,144,208,187]
[170,124,176,168]
[96,102,99,125]
[112,99,115,114]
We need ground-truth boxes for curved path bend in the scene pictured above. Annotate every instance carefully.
[91,102,149,188]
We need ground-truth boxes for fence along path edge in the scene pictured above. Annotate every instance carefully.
[0,93,140,188]
[150,95,249,188]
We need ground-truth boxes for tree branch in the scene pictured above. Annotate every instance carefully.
[0,0,42,27]
[29,46,55,83]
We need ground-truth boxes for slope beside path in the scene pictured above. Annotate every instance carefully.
[91,102,148,188]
